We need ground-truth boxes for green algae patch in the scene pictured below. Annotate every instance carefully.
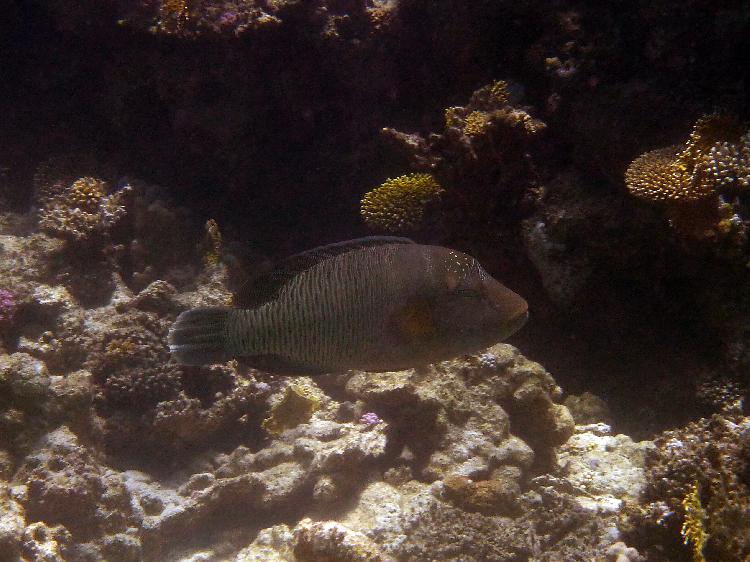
[262,384,321,436]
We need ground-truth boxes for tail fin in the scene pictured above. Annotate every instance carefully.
[168,307,232,366]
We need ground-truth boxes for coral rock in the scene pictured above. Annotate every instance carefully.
[293,517,391,562]
[442,474,521,515]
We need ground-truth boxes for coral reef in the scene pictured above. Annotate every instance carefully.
[378,79,547,293]
[3,0,750,560]
[0,192,652,559]
[114,0,400,39]
[625,414,750,562]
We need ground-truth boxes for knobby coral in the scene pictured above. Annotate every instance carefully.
[360,173,444,232]
[706,132,750,190]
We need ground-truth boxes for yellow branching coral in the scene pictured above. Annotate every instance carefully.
[203,219,222,267]
[489,80,510,105]
[68,177,107,211]
[681,481,708,562]
[262,384,321,436]
[159,0,189,31]
[464,111,491,136]
[360,173,445,232]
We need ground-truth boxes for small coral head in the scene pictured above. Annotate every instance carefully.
[359,412,382,425]
[68,177,107,211]
[489,80,510,104]
[0,289,17,324]
[360,173,444,232]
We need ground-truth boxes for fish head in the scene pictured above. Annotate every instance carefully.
[430,248,529,347]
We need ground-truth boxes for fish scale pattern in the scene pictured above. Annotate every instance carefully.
[230,246,412,369]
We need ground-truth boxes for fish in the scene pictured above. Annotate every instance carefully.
[168,236,528,373]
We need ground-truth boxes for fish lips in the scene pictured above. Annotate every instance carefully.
[485,283,529,338]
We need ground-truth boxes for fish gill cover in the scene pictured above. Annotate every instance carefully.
[0,0,749,561]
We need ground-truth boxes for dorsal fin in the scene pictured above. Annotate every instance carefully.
[234,236,415,308]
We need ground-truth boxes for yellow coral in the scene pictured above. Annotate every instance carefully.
[675,113,743,171]
[360,173,445,232]
[262,384,321,436]
[489,80,510,105]
[159,0,189,30]
[625,114,744,203]
[706,132,750,189]
[105,336,139,359]
[464,111,491,136]
[681,481,708,562]
[68,177,107,211]
[203,219,222,267]
[625,146,709,202]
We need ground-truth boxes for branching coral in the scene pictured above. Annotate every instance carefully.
[67,177,106,211]
[440,80,543,141]
[681,481,708,562]
[464,111,491,137]
[360,173,444,232]
[158,0,190,32]
[37,175,129,242]
[488,80,510,105]
[202,218,223,267]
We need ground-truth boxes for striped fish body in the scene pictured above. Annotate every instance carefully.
[226,243,432,371]
[169,237,528,373]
